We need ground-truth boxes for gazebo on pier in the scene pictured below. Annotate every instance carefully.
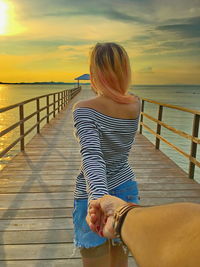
[74,74,90,87]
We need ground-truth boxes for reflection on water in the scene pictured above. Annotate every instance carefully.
[0,84,76,170]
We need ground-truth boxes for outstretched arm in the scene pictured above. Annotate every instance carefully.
[73,107,108,203]
[88,195,200,267]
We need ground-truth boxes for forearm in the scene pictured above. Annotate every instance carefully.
[82,155,108,202]
[120,202,200,267]
[121,208,146,261]
[121,206,168,267]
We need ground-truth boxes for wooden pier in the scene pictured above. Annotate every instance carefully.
[0,88,200,266]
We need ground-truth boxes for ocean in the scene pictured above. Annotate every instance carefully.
[0,84,200,182]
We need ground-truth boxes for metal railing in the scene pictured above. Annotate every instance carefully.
[0,86,81,158]
[139,98,200,179]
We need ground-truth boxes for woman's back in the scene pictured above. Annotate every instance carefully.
[73,95,140,201]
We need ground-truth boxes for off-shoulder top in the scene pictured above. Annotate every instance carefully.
[72,107,139,202]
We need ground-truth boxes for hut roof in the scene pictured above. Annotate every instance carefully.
[75,74,90,80]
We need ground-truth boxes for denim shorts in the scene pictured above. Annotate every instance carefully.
[72,179,140,248]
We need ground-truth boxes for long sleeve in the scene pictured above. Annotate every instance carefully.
[73,109,108,202]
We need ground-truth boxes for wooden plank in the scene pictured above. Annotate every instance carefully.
[0,200,74,209]
[3,175,199,187]
[1,197,200,212]
[0,208,72,219]
[140,197,200,205]
[0,229,74,244]
[0,218,73,231]
[0,258,137,267]
[0,243,135,263]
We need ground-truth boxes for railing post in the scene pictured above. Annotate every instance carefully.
[58,93,60,113]
[19,105,25,151]
[46,95,49,123]
[139,100,144,134]
[53,94,56,118]
[155,105,163,149]
[36,98,40,133]
[64,90,66,106]
[67,90,69,104]
[189,114,200,179]
[61,92,64,109]
[69,89,72,101]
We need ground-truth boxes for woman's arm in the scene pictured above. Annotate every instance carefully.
[73,107,108,203]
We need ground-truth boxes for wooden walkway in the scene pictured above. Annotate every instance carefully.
[0,88,200,267]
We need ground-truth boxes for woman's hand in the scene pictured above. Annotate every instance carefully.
[86,195,126,238]
[86,199,101,232]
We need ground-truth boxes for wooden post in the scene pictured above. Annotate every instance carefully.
[61,92,64,109]
[60,92,62,110]
[46,95,49,123]
[189,114,200,179]
[36,98,40,133]
[53,94,56,118]
[69,89,72,101]
[155,105,163,149]
[64,90,66,106]
[66,90,68,104]
[58,93,60,113]
[139,100,144,134]
[19,105,25,151]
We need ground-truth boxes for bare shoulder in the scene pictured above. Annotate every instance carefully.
[127,94,141,117]
[73,98,100,111]
[129,93,141,104]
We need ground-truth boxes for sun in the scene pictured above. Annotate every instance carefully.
[0,0,8,34]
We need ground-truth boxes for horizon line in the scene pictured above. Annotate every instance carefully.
[0,82,200,86]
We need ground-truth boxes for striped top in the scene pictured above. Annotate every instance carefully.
[73,107,139,202]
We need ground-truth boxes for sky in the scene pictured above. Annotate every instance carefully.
[0,0,200,84]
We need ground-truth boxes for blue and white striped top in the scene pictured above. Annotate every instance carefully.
[73,107,139,202]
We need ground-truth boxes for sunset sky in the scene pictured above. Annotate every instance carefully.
[0,0,200,84]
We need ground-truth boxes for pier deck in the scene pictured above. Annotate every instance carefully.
[0,89,200,266]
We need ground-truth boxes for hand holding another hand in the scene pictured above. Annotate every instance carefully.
[86,195,126,238]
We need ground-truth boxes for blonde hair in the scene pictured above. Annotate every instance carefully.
[90,42,134,104]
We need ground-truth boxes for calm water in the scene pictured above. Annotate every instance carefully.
[131,84,200,183]
[0,84,200,182]
[0,84,75,168]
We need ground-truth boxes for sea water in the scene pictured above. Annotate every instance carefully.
[0,84,199,182]
[131,84,200,183]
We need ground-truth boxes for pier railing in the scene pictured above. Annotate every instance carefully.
[0,86,81,158]
[139,98,200,179]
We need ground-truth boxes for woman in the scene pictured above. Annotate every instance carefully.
[72,42,140,267]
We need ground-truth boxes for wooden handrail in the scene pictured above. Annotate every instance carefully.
[141,98,200,115]
[141,112,200,144]
[140,98,200,179]
[0,86,81,158]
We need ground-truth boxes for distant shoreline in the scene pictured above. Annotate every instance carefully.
[0,82,199,87]
[0,82,90,85]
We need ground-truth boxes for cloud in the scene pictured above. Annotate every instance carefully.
[138,66,154,73]
[14,0,150,24]
[45,9,145,24]
[155,16,200,38]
